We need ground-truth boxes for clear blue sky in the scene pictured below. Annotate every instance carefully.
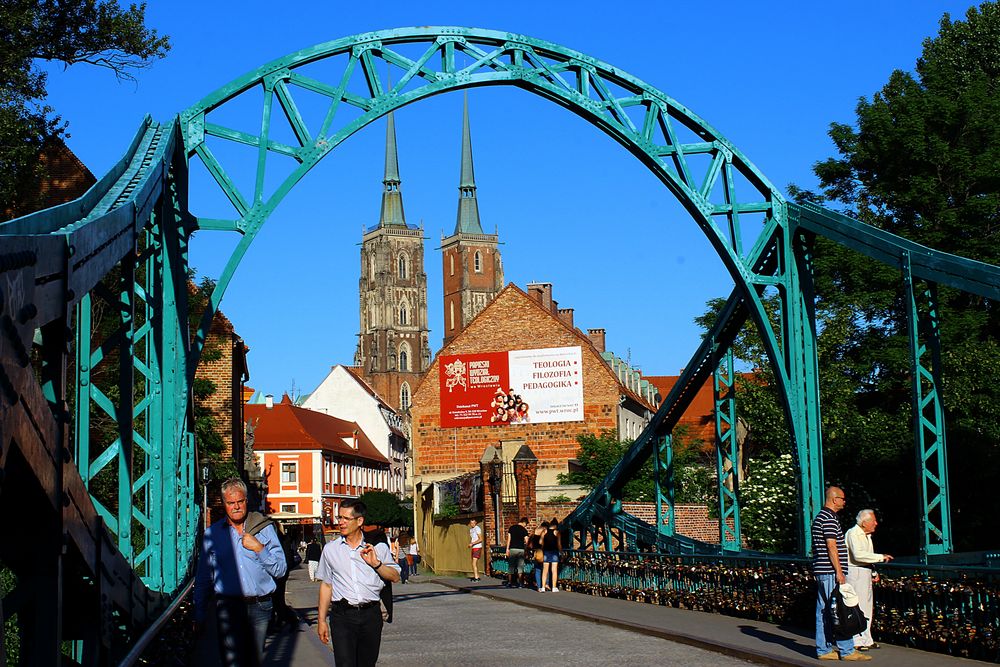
[41,1,976,399]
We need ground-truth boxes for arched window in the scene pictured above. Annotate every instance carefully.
[369,255,375,281]
[474,251,482,272]
[449,301,455,330]
[398,344,409,372]
[449,253,455,276]
[398,253,408,279]
[399,302,408,326]
[400,383,411,411]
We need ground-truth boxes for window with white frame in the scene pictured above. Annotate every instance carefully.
[400,382,411,411]
[398,253,408,279]
[281,462,297,483]
[474,250,482,272]
[280,503,296,513]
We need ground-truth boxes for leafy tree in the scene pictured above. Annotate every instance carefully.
[359,490,412,527]
[557,429,715,505]
[0,0,169,218]
[715,3,1000,554]
[808,2,1000,553]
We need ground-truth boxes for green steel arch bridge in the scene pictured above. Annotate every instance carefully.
[1,26,998,664]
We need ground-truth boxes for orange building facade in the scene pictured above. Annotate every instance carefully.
[246,398,390,537]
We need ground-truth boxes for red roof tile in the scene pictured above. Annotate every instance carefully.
[245,403,388,464]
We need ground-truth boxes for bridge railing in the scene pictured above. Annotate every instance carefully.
[489,546,1000,662]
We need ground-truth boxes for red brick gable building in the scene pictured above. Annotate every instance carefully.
[410,282,659,572]
[411,283,657,484]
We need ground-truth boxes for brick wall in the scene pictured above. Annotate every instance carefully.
[195,312,237,458]
[536,501,721,544]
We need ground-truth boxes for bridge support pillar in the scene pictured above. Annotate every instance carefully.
[714,349,741,552]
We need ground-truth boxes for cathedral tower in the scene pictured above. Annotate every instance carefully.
[441,96,504,347]
[356,112,429,412]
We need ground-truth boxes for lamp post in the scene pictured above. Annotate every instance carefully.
[489,452,503,544]
[199,458,211,529]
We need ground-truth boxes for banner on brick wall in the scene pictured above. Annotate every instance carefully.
[439,346,583,427]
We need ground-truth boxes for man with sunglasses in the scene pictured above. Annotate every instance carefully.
[316,500,400,667]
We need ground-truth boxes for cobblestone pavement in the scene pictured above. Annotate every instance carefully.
[264,566,754,666]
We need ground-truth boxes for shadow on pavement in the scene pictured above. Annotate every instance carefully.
[738,624,815,658]
[393,589,470,604]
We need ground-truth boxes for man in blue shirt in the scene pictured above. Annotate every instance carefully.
[317,500,400,667]
[194,478,287,666]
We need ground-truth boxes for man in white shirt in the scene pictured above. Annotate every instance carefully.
[846,509,893,651]
[316,500,400,667]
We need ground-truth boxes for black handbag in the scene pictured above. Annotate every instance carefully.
[829,587,868,640]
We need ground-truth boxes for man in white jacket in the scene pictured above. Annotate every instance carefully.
[846,509,893,651]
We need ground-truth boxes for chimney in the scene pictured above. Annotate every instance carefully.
[557,308,574,328]
[587,328,606,353]
[265,393,274,409]
[526,282,553,312]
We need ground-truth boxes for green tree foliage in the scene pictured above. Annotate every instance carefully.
[810,3,1000,553]
[557,429,716,505]
[710,3,1000,553]
[359,490,412,527]
[738,454,798,553]
[0,0,169,217]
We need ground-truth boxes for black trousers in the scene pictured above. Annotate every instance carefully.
[329,603,384,667]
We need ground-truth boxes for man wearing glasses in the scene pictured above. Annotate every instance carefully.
[812,486,870,661]
[316,500,400,667]
[193,478,287,666]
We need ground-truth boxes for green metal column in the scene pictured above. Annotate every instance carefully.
[652,434,676,538]
[714,349,741,552]
[902,254,952,559]
[784,223,825,556]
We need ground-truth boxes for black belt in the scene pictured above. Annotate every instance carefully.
[333,599,379,610]
[219,594,271,603]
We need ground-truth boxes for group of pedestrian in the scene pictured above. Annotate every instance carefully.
[812,486,893,662]
[391,530,420,583]
[195,479,414,667]
[499,516,562,592]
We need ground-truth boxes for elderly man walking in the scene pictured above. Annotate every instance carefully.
[812,486,870,661]
[194,478,287,666]
[846,509,893,651]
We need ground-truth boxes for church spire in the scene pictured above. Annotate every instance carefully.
[454,94,483,234]
[379,111,406,227]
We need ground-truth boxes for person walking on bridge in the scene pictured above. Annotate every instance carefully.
[194,478,287,667]
[306,537,323,582]
[317,500,400,667]
[812,486,870,661]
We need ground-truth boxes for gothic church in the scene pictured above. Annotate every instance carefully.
[356,97,503,413]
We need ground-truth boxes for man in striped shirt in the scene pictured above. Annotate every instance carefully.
[811,486,870,661]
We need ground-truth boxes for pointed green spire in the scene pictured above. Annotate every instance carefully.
[454,94,483,234]
[379,111,406,227]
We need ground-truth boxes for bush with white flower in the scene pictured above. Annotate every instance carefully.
[739,453,798,552]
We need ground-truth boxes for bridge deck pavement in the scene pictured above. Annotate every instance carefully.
[257,565,988,666]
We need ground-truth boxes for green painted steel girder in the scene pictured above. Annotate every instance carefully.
[179,26,823,555]
[714,349,741,552]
